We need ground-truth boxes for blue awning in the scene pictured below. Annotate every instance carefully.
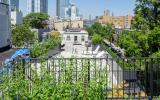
[4,49,30,64]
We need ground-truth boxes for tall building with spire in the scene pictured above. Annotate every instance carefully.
[27,0,48,14]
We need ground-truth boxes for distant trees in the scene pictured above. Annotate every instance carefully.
[11,24,35,48]
[11,13,49,48]
[23,13,49,29]
[117,0,160,57]
[86,23,115,45]
[87,0,160,57]
[118,28,160,57]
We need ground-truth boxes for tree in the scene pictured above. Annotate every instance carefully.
[148,27,160,53]
[117,31,143,57]
[103,24,115,40]
[11,24,35,47]
[23,13,49,29]
[86,23,114,40]
[91,34,103,45]
[133,0,160,29]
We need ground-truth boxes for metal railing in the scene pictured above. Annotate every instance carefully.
[0,57,160,99]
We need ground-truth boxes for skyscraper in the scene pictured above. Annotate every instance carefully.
[27,0,48,14]
[56,0,70,18]
[10,0,19,10]
[56,0,60,17]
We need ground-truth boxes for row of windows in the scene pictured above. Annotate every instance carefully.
[66,35,85,41]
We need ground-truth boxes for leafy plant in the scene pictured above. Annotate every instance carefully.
[23,13,49,29]
[0,58,108,99]
[11,24,35,48]
[92,34,103,45]
[30,37,60,58]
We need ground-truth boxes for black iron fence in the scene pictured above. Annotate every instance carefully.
[0,57,160,99]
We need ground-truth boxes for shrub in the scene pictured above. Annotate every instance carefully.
[0,58,108,99]
[30,38,60,58]
[92,34,103,45]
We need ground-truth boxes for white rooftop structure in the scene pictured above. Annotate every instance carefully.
[61,29,89,46]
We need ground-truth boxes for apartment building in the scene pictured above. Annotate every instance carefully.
[97,15,133,29]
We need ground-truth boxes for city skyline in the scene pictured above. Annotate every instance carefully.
[56,0,70,18]
[20,0,135,18]
[27,0,48,14]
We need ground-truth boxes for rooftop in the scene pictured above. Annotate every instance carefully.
[59,28,88,34]
[0,49,17,65]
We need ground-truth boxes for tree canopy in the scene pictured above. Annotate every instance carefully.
[23,13,49,29]
[11,24,35,47]
[117,0,160,57]
[91,34,103,45]
[86,23,114,40]
[133,0,160,29]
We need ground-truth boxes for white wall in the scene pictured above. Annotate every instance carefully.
[62,32,88,45]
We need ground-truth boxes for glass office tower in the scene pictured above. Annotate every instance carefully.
[10,0,19,10]
[27,0,48,14]
[56,0,70,18]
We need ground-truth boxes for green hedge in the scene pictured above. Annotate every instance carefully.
[30,38,60,58]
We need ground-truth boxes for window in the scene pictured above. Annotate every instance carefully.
[81,36,85,42]
[66,35,71,41]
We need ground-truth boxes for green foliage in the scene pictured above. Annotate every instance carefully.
[30,38,60,58]
[101,42,130,69]
[86,23,114,39]
[117,28,160,57]
[0,59,107,99]
[92,34,103,45]
[150,51,160,57]
[148,28,160,53]
[23,13,49,29]
[118,31,142,57]
[11,24,35,47]
[133,0,160,29]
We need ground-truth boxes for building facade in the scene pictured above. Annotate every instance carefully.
[0,1,11,51]
[10,0,19,10]
[54,20,84,31]
[11,10,23,25]
[61,30,89,45]
[27,0,48,14]
[64,3,80,20]
[56,0,80,20]
[56,0,70,18]
[97,12,133,29]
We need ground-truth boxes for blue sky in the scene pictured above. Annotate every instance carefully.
[20,0,136,19]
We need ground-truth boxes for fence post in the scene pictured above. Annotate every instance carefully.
[88,59,90,83]
[150,58,153,99]
[22,59,25,79]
